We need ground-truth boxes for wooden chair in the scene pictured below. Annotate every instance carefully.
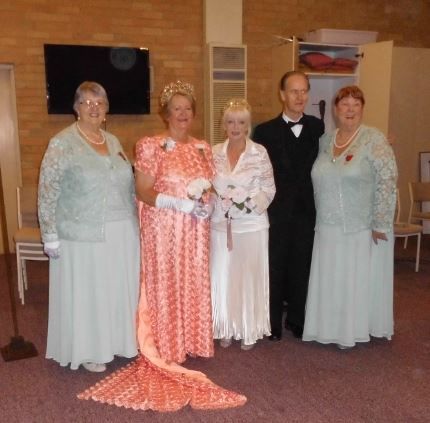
[407,182,430,227]
[12,186,48,304]
[394,189,422,272]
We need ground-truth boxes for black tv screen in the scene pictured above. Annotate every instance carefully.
[44,44,150,114]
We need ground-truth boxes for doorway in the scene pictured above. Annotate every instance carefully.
[0,65,22,253]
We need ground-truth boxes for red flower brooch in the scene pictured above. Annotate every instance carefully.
[345,154,353,162]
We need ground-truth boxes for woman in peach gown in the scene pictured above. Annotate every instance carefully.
[79,81,246,411]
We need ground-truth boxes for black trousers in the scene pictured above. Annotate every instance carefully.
[268,215,315,337]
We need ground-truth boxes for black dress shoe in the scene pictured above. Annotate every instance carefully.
[285,322,303,339]
[268,334,281,342]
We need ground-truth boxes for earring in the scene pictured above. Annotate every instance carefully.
[77,115,80,120]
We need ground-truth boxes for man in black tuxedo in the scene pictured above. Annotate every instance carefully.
[253,71,324,340]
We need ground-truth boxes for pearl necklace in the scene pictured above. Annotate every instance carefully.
[76,122,106,145]
[332,125,361,163]
[334,125,361,148]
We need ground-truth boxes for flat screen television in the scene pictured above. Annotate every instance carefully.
[44,44,150,114]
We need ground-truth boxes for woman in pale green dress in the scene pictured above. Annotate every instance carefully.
[303,86,397,349]
[38,81,140,372]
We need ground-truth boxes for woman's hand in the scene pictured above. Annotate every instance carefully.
[44,241,61,259]
[156,193,194,213]
[372,230,388,245]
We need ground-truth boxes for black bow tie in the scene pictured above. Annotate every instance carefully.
[286,117,304,128]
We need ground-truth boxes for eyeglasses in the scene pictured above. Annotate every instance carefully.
[286,89,309,97]
[79,99,106,108]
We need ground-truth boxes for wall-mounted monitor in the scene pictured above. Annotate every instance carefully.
[44,44,150,115]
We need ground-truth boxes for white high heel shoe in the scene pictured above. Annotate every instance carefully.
[220,338,232,348]
[240,341,255,351]
[82,362,107,372]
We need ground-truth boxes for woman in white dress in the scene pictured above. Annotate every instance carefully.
[210,99,276,350]
[302,86,397,349]
[38,81,140,371]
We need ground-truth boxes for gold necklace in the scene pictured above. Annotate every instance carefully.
[76,122,106,145]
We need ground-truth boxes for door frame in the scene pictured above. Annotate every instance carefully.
[0,64,22,253]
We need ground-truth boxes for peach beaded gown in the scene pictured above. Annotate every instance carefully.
[78,136,246,411]
[136,136,215,362]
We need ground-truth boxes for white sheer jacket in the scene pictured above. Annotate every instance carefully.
[211,138,276,233]
[312,125,398,234]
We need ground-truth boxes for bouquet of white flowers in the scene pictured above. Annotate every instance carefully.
[186,178,212,219]
[219,185,254,219]
[187,177,212,200]
[218,184,254,250]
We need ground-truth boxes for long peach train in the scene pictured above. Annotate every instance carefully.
[78,266,247,412]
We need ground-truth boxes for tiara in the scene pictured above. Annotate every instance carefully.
[222,98,251,114]
[160,80,195,106]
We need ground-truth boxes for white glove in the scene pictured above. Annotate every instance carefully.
[44,241,60,259]
[155,193,195,213]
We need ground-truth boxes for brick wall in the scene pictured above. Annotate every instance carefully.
[1,0,429,184]
[0,0,204,184]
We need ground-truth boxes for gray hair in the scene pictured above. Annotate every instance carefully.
[73,81,109,113]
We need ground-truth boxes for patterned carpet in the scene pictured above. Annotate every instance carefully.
[0,236,429,423]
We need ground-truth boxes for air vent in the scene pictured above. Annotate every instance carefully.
[205,44,247,145]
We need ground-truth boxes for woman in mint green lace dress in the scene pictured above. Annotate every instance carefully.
[38,82,139,372]
[303,86,397,349]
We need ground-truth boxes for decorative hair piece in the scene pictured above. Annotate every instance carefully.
[222,98,251,114]
[160,80,195,106]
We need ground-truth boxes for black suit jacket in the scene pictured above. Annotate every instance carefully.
[253,114,324,225]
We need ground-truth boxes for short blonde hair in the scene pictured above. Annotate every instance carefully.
[222,98,252,131]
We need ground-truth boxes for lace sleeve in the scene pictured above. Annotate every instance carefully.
[251,148,276,214]
[38,137,69,242]
[367,132,398,232]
